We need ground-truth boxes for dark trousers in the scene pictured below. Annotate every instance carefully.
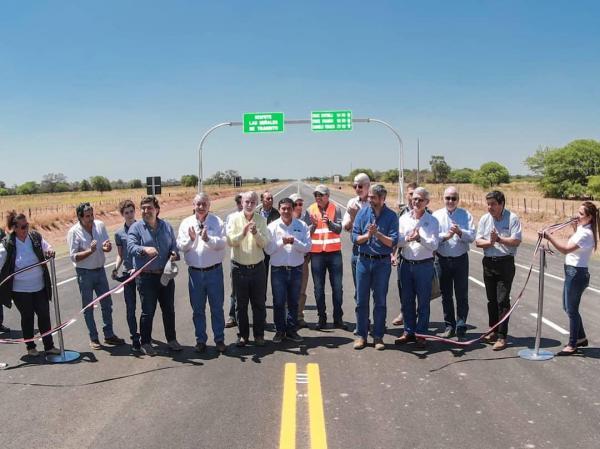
[271,265,302,333]
[438,253,469,330]
[228,269,236,319]
[232,262,266,339]
[123,281,140,344]
[13,289,54,350]
[136,274,176,345]
[0,304,4,325]
[563,265,589,347]
[482,256,515,339]
[311,251,344,322]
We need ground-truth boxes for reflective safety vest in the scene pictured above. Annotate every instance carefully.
[308,202,342,253]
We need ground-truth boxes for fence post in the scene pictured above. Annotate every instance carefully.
[524,198,527,214]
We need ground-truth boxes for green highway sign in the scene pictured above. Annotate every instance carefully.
[243,112,285,133]
[311,110,353,132]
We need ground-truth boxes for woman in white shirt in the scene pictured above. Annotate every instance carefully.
[0,212,59,357]
[542,201,599,355]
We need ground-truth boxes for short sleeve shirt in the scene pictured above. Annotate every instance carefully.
[565,225,594,267]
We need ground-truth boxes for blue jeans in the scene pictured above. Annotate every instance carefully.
[400,260,434,335]
[271,265,303,333]
[188,265,225,344]
[311,251,344,322]
[355,257,391,339]
[76,267,114,341]
[123,280,140,344]
[136,274,176,345]
[438,253,469,330]
[563,265,589,347]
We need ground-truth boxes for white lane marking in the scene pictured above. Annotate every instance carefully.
[468,276,486,288]
[56,262,116,286]
[530,313,569,335]
[469,248,600,295]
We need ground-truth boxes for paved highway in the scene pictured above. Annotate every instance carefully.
[1,181,599,449]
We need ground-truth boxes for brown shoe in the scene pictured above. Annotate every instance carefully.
[492,338,507,351]
[225,318,237,328]
[394,333,416,345]
[483,332,498,344]
[373,338,385,351]
[415,337,427,349]
[391,314,404,326]
[215,341,227,353]
[353,338,367,350]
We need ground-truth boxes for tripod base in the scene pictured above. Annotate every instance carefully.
[518,348,554,361]
[46,350,80,363]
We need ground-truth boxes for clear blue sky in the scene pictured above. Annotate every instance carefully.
[1,1,599,185]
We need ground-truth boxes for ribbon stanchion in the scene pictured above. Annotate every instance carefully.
[46,257,80,363]
[519,243,554,361]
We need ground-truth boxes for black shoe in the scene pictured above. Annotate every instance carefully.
[194,342,207,353]
[334,320,348,330]
[272,332,285,343]
[316,318,327,330]
[576,338,589,347]
[236,337,247,347]
[441,327,455,338]
[456,327,467,339]
[0,324,10,333]
[286,331,304,343]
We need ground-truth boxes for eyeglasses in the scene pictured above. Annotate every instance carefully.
[314,193,324,198]
[413,198,426,203]
[353,184,364,189]
[18,224,29,230]
[444,196,458,201]
[294,202,304,207]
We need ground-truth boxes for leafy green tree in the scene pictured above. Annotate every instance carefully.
[429,156,451,183]
[80,179,92,191]
[449,168,475,183]
[587,175,600,199]
[0,187,9,196]
[17,181,40,195]
[525,139,600,198]
[472,162,510,188]
[381,169,399,183]
[181,174,199,188]
[89,176,112,192]
[129,179,142,189]
[40,173,68,193]
[348,168,376,183]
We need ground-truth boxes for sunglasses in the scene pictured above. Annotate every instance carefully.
[353,184,364,189]
[444,196,458,201]
[314,193,324,198]
[294,202,304,207]
[413,198,426,203]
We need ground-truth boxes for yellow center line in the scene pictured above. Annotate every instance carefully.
[307,363,328,449]
[279,363,297,449]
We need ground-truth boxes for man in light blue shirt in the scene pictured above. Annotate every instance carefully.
[475,190,522,351]
[433,186,475,339]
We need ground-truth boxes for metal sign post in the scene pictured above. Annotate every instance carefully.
[196,115,404,204]
[518,245,554,361]
[46,258,80,363]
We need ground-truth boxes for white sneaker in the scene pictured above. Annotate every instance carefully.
[142,343,157,356]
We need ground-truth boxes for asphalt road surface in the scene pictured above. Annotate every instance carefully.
[1,182,599,449]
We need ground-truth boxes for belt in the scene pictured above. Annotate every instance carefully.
[232,261,263,270]
[190,263,221,272]
[359,253,389,260]
[403,257,434,265]
[437,253,468,260]
[483,255,514,262]
[272,264,303,270]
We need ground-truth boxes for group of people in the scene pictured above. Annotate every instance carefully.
[0,177,597,358]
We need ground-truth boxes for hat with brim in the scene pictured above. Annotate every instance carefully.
[313,185,329,195]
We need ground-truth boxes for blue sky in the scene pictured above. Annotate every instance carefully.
[1,1,599,185]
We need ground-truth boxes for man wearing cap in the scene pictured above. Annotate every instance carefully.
[227,191,270,347]
[127,196,181,356]
[352,184,399,350]
[177,193,227,353]
[290,193,312,328]
[433,186,476,339]
[308,184,345,330]
[225,193,243,328]
[266,197,311,343]
[68,202,125,349]
[475,190,522,351]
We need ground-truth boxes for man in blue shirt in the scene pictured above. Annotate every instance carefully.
[352,185,399,350]
[127,196,181,356]
[113,199,140,352]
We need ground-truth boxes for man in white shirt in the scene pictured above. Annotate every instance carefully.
[395,187,439,348]
[67,202,125,349]
[475,190,522,351]
[177,193,227,354]
[433,186,476,339]
[266,197,312,343]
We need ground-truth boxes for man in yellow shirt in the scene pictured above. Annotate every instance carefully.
[226,191,270,347]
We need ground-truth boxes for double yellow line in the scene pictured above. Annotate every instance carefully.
[280,363,328,449]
